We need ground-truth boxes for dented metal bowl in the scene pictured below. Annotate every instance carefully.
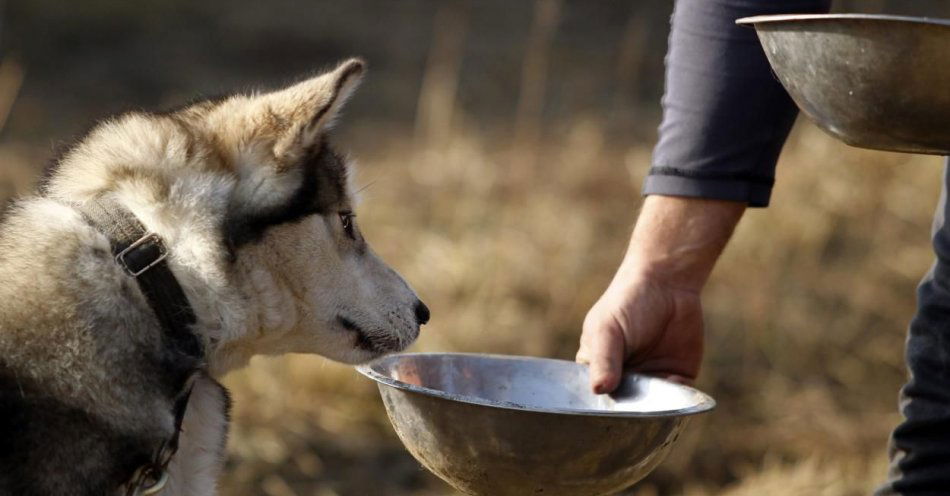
[737,14,950,155]
[357,353,715,496]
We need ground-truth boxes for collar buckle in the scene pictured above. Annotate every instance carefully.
[116,233,168,277]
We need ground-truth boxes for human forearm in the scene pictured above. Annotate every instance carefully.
[612,195,746,292]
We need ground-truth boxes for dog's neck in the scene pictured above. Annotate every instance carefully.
[109,186,309,377]
[206,255,306,376]
[50,173,303,378]
[127,190,308,377]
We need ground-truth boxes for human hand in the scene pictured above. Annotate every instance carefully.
[577,274,703,394]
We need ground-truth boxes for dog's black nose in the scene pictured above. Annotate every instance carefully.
[414,300,430,325]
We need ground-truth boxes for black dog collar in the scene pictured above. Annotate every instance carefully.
[76,195,204,495]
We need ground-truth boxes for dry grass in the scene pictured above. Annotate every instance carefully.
[0,113,941,494]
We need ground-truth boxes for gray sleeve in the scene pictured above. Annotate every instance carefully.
[643,0,831,207]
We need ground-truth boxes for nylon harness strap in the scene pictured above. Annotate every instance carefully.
[75,195,204,495]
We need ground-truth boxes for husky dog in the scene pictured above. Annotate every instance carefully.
[0,59,429,495]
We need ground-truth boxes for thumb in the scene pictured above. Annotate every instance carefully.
[582,323,626,395]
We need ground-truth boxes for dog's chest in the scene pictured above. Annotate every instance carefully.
[162,374,231,496]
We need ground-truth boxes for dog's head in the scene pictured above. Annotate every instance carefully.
[48,59,428,366]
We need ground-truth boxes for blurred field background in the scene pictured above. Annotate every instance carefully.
[3,1,950,494]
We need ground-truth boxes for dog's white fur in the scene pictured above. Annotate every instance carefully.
[161,373,231,495]
[0,59,424,495]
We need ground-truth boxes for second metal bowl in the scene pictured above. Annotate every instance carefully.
[737,14,950,155]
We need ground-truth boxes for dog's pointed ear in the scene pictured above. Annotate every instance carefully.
[268,58,365,160]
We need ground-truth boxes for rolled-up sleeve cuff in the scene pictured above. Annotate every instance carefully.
[642,172,773,207]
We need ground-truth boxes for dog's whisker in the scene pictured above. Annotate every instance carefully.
[355,180,377,196]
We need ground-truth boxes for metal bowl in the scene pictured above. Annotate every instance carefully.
[357,353,715,496]
[736,14,950,155]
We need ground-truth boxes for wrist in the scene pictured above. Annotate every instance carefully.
[611,254,704,295]
[613,195,746,292]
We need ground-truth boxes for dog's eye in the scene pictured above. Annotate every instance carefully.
[340,211,357,240]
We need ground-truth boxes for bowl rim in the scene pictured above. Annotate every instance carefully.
[356,352,717,418]
[736,13,950,28]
